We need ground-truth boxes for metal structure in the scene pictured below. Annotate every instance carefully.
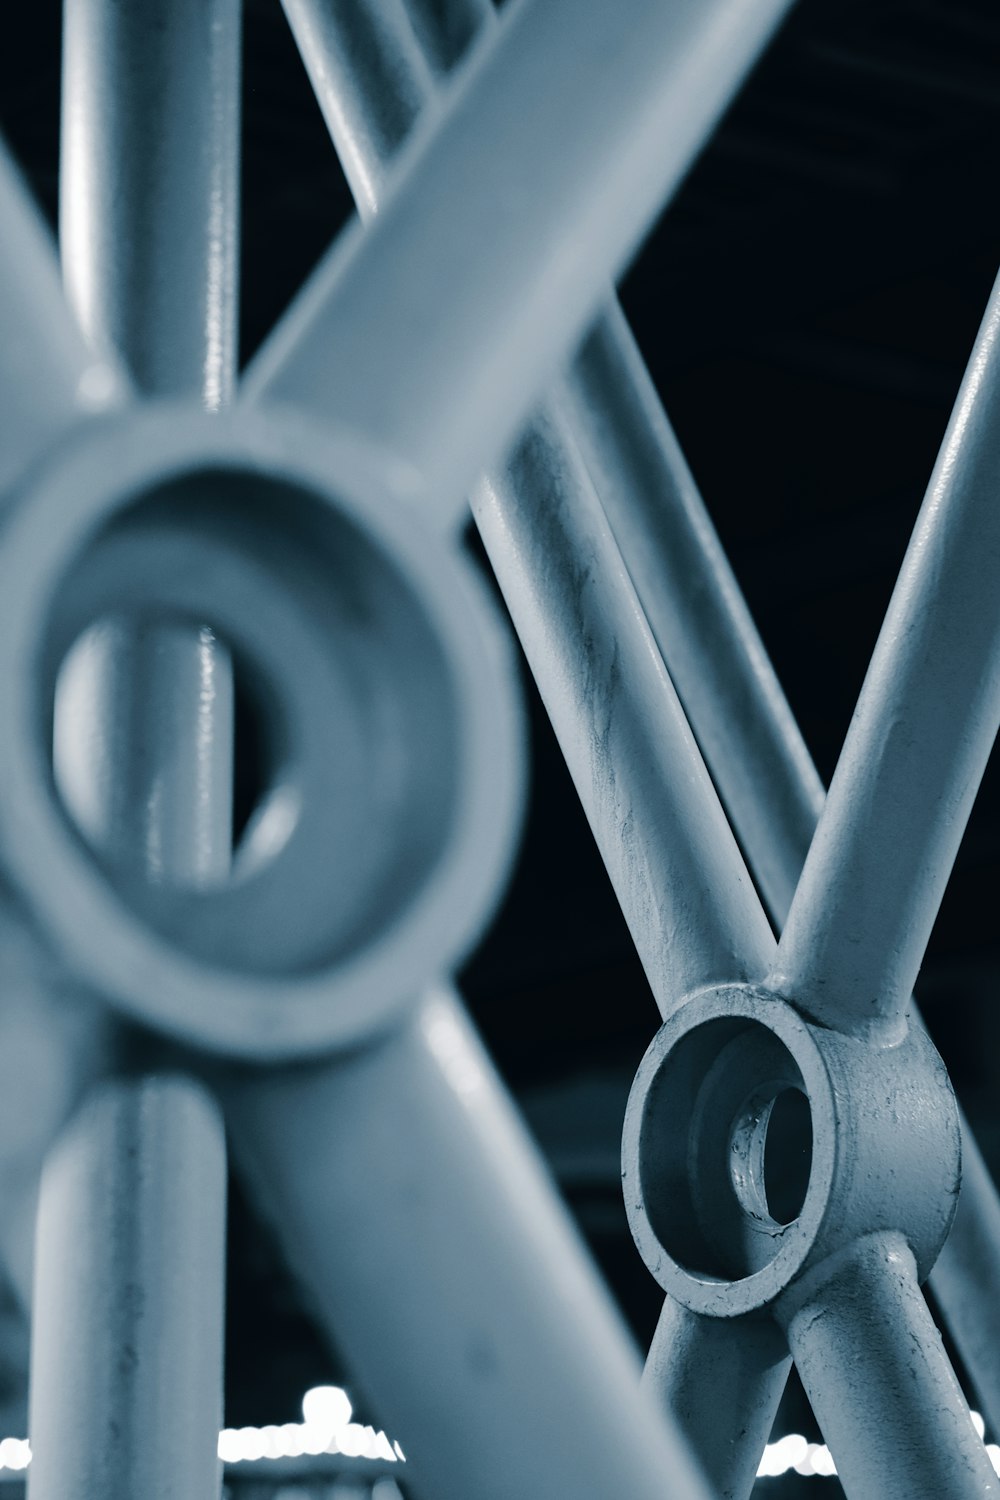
[0,1,999,1499]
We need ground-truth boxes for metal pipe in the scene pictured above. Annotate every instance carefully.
[565,300,1000,1437]
[281,0,436,217]
[248,0,794,529]
[471,412,776,1007]
[0,139,124,498]
[220,986,713,1500]
[26,5,243,1499]
[563,306,826,925]
[644,1298,791,1500]
[281,0,783,1469]
[27,1077,227,1500]
[280,0,777,1025]
[778,1233,1000,1500]
[61,0,241,403]
[771,270,1000,1041]
[931,1129,1000,1435]
[282,0,1000,1447]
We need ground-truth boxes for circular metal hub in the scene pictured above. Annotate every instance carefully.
[0,402,525,1059]
[622,984,960,1317]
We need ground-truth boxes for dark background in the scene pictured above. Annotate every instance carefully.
[3,0,1000,1493]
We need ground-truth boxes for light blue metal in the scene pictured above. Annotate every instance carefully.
[25,7,241,1500]
[60,0,241,404]
[249,0,794,531]
[2,3,999,1500]
[777,1234,998,1500]
[643,1299,791,1500]
[771,268,1000,1041]
[0,140,124,498]
[278,1,788,1488]
[221,985,713,1500]
[27,1078,227,1500]
[278,6,1000,1496]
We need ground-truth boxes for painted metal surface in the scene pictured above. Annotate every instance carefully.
[27,1078,227,1500]
[248,0,794,527]
[644,1299,791,1500]
[24,6,243,1500]
[0,405,524,1059]
[61,0,240,404]
[0,141,124,497]
[771,268,1000,1040]
[221,986,711,1500]
[0,1,998,1499]
[778,1234,997,1499]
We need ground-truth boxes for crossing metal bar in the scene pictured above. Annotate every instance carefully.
[274,0,791,1482]
[777,1233,1000,1499]
[770,269,1000,1040]
[24,5,241,1500]
[247,0,794,528]
[279,0,778,1011]
[644,1299,791,1500]
[277,0,785,1487]
[60,0,240,404]
[219,987,712,1500]
[563,307,826,925]
[0,141,124,498]
[279,4,1000,1492]
[27,1077,227,1500]
[572,298,1000,1433]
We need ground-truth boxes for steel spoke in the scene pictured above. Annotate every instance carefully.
[27,1078,227,1500]
[25,5,244,1500]
[645,1298,791,1500]
[0,139,123,499]
[778,1233,1000,1500]
[771,270,1000,1040]
[247,0,794,531]
[220,987,713,1500]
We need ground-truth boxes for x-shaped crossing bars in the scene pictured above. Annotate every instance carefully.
[1,0,999,1498]
[277,0,1000,1494]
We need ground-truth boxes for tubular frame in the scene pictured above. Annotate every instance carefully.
[0,2,999,1500]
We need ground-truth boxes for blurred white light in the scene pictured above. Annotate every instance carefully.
[972,1411,986,1439]
[0,1438,31,1472]
[987,1444,1000,1476]
[811,1444,838,1477]
[757,1434,840,1480]
[301,1384,353,1442]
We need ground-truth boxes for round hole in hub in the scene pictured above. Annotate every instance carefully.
[42,464,464,977]
[762,1086,813,1226]
[726,1081,813,1229]
[635,1017,816,1283]
[0,407,523,1057]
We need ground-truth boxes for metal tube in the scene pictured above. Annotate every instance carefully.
[281,0,436,217]
[61,0,241,403]
[27,1077,227,1500]
[771,271,1000,1040]
[563,306,826,925]
[27,6,243,1499]
[563,306,1000,1435]
[282,0,776,1014]
[284,0,1000,1441]
[471,413,776,1007]
[220,986,713,1500]
[0,139,124,498]
[644,1298,791,1500]
[931,1129,1000,1437]
[248,0,794,528]
[778,1233,1000,1500]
